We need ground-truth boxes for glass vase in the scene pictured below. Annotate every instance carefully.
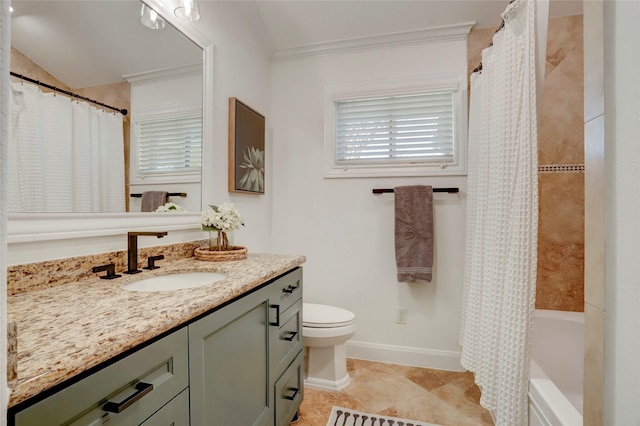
[209,230,230,251]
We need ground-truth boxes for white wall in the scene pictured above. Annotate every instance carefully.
[603,0,640,423]
[6,1,274,264]
[270,39,469,370]
[196,1,273,254]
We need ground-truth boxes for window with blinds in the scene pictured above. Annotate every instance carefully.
[324,75,467,178]
[335,91,454,164]
[136,114,202,176]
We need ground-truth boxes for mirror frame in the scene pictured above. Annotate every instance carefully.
[7,0,213,244]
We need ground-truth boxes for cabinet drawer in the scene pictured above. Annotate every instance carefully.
[14,328,189,426]
[273,299,302,376]
[274,352,304,426]
[140,388,189,426]
[273,268,302,313]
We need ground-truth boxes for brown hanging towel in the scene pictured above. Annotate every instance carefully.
[394,185,434,283]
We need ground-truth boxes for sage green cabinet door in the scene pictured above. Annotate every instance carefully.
[189,286,273,426]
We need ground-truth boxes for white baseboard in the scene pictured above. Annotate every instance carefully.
[346,340,464,372]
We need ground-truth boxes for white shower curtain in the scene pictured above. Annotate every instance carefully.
[460,0,539,425]
[8,82,125,213]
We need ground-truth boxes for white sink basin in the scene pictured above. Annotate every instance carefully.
[121,272,226,292]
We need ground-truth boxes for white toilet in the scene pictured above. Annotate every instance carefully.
[302,302,356,391]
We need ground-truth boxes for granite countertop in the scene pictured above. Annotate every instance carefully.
[7,253,306,408]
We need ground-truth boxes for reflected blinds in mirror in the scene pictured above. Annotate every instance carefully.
[136,114,202,175]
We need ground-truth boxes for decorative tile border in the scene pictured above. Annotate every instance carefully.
[538,163,585,174]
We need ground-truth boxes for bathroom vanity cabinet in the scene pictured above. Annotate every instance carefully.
[9,267,303,426]
[189,266,303,425]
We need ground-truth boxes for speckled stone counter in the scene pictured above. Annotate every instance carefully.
[7,253,306,408]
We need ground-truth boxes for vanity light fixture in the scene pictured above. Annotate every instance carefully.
[140,3,166,30]
[174,0,200,22]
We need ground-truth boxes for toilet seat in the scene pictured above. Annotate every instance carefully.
[303,303,355,328]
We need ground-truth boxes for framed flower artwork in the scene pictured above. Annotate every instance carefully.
[228,97,265,194]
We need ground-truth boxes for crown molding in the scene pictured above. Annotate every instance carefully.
[124,63,202,85]
[273,22,475,61]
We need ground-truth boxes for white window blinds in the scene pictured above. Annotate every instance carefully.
[335,91,455,164]
[136,114,202,175]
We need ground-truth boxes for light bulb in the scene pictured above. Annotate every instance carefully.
[140,4,166,30]
[174,0,200,22]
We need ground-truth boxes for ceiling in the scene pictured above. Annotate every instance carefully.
[10,0,202,89]
[9,0,583,89]
[252,0,583,50]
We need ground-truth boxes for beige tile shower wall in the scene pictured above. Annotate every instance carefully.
[468,15,585,312]
[537,15,584,312]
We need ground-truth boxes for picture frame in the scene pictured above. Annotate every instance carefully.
[228,97,265,194]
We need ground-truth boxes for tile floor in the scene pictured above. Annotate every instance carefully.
[293,359,494,426]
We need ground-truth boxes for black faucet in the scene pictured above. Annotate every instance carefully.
[125,231,167,274]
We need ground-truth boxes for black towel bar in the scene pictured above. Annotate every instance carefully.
[130,192,187,198]
[372,188,459,194]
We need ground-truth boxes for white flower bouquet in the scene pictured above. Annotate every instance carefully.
[155,202,185,212]
[201,203,244,251]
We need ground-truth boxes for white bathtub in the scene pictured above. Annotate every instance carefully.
[529,309,584,426]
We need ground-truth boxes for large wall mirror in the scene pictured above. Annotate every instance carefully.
[7,0,212,242]
[9,0,203,214]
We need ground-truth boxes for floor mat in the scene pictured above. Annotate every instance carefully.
[326,406,439,426]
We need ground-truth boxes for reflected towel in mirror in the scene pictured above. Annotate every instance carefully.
[141,191,168,212]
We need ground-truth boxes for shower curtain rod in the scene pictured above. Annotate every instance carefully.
[472,0,515,74]
[9,71,128,116]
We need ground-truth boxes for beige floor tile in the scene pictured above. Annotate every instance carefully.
[295,360,493,426]
[294,388,365,426]
[347,358,380,372]
[378,392,481,426]
[343,365,428,413]
[402,367,471,392]
[429,378,493,425]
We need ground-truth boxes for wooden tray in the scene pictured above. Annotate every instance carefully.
[194,246,248,262]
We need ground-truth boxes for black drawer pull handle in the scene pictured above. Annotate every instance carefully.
[283,331,298,341]
[284,387,299,401]
[269,304,280,327]
[103,382,153,413]
[282,280,301,294]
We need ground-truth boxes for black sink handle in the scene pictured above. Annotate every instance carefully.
[92,263,121,280]
[144,254,165,270]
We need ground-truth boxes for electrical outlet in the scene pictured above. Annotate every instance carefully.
[396,307,407,324]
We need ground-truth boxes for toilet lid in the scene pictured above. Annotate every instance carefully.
[303,303,355,328]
